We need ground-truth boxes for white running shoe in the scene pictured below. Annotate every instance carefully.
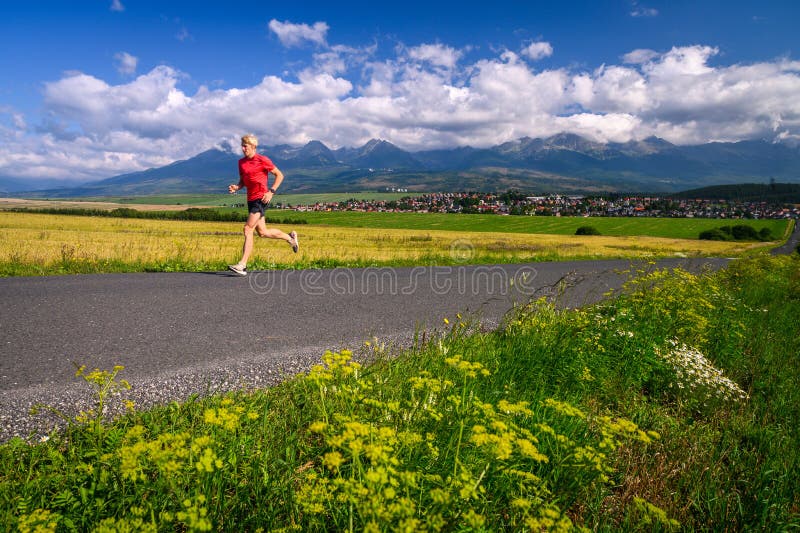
[289,231,299,253]
[227,264,247,276]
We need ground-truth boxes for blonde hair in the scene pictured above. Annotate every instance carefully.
[241,134,258,147]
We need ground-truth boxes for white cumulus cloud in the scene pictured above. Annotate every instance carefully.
[114,52,138,76]
[522,41,553,61]
[268,19,329,48]
[406,43,463,69]
[622,48,659,64]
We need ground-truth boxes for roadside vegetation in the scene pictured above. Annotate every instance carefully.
[1,255,798,530]
[0,212,783,277]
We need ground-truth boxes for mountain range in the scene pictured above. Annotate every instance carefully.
[5,133,800,197]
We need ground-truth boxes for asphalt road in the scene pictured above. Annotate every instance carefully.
[1,257,732,392]
[771,219,800,255]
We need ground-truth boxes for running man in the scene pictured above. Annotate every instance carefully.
[227,134,299,276]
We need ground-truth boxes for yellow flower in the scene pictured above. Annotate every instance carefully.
[308,421,327,433]
[497,399,533,415]
[494,437,513,460]
[462,509,485,528]
[512,497,532,510]
[323,451,345,471]
[543,398,585,419]
[176,496,213,532]
[516,438,549,462]
[17,509,61,533]
[429,488,451,506]
[195,447,222,473]
[203,407,240,431]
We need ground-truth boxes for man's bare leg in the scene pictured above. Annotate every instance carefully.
[232,212,262,270]
[255,218,299,252]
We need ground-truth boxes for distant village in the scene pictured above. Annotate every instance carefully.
[273,192,800,220]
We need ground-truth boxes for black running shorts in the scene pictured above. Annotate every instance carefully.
[247,199,267,217]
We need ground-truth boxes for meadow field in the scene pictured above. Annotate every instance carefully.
[2,254,798,530]
[0,211,783,276]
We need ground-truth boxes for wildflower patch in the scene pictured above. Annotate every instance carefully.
[296,349,663,531]
[658,339,749,405]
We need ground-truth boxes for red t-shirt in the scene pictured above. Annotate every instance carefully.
[238,153,276,201]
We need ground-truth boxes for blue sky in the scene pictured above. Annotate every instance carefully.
[1,0,799,183]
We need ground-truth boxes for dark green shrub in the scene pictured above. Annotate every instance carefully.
[699,228,731,241]
[575,225,601,236]
[109,207,142,218]
[700,224,765,241]
[731,224,759,241]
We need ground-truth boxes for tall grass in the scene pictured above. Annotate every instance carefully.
[1,255,798,530]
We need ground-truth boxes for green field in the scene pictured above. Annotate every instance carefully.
[275,211,790,240]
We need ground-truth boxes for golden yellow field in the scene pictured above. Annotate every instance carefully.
[0,212,773,275]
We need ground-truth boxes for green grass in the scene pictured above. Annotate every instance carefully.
[274,211,790,239]
[2,255,798,530]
